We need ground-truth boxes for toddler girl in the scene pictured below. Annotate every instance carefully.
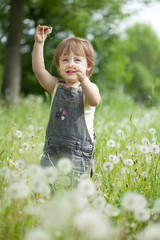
[32,25,101,177]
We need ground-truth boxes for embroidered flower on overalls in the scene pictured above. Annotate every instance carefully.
[56,109,67,120]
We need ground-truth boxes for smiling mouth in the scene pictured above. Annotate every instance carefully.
[66,70,76,73]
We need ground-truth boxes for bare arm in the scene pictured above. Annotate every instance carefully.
[32,25,58,95]
[80,77,101,106]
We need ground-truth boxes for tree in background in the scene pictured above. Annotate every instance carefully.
[124,24,160,105]
[1,0,25,104]
[0,0,158,105]
[0,0,131,104]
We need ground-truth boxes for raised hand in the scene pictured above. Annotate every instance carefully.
[34,25,51,43]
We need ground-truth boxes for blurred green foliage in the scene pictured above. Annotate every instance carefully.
[1,0,160,105]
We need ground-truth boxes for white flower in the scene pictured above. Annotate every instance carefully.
[108,154,115,161]
[57,158,72,175]
[19,148,24,154]
[107,140,116,148]
[43,167,58,184]
[109,154,119,164]
[31,178,46,194]
[77,179,96,198]
[74,210,109,239]
[24,204,37,215]
[141,137,150,145]
[60,175,71,187]
[145,156,152,164]
[104,204,120,217]
[121,192,147,212]
[113,156,119,164]
[27,164,44,179]
[141,171,147,178]
[154,198,160,214]
[150,144,159,154]
[151,138,157,143]
[126,145,131,151]
[140,171,148,179]
[14,130,23,139]
[92,195,106,209]
[123,159,134,166]
[139,145,149,154]
[103,162,113,172]
[72,193,89,211]
[15,159,26,169]
[140,224,160,240]
[28,124,35,132]
[116,129,125,138]
[24,228,52,240]
[22,142,30,150]
[8,181,30,199]
[148,128,156,135]
[134,208,150,222]
[0,166,10,179]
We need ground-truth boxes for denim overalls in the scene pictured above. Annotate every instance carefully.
[40,83,95,176]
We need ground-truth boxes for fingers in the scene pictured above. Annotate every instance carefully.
[36,25,51,35]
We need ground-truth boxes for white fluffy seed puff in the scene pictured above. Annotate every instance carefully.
[57,158,72,175]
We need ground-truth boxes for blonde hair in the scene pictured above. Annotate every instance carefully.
[54,37,95,77]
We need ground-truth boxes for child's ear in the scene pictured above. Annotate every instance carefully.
[87,64,92,72]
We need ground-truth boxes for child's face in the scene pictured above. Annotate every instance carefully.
[58,52,91,84]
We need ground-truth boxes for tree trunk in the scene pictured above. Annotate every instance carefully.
[1,0,25,105]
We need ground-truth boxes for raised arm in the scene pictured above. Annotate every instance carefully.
[80,77,101,106]
[32,25,58,94]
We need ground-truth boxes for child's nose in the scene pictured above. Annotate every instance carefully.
[68,58,75,66]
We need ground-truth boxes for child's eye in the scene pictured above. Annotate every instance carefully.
[75,59,81,62]
[62,59,68,62]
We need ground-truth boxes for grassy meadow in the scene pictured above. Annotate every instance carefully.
[0,92,160,240]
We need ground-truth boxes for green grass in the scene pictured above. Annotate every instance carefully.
[0,93,160,240]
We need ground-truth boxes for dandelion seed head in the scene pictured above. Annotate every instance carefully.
[109,154,119,164]
[57,158,72,175]
[141,171,147,178]
[104,204,120,217]
[31,178,46,194]
[27,164,44,179]
[92,195,106,209]
[103,162,113,171]
[107,139,116,148]
[145,156,152,164]
[14,130,23,139]
[121,192,147,212]
[77,179,96,198]
[123,159,134,166]
[74,210,109,239]
[60,175,71,187]
[28,124,35,132]
[154,199,160,214]
[134,208,150,222]
[19,148,24,154]
[43,166,58,184]
[8,182,30,200]
[24,228,52,240]
[0,166,10,179]
[141,137,150,145]
[116,129,125,138]
[126,145,131,151]
[150,144,159,154]
[22,142,30,150]
[148,128,156,135]
[15,159,26,169]
[139,145,149,154]
[140,224,160,240]
[24,204,37,215]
